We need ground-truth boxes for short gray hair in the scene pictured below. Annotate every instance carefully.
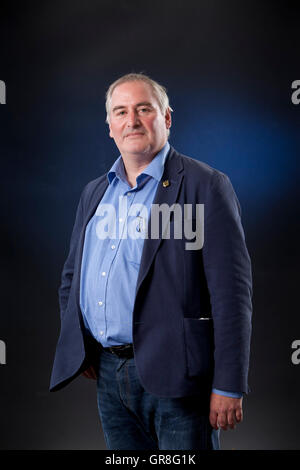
[105,72,173,124]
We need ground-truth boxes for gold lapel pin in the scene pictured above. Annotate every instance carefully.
[162,179,170,188]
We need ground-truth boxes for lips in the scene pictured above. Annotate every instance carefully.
[125,132,144,137]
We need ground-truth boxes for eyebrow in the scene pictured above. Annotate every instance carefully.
[112,102,154,113]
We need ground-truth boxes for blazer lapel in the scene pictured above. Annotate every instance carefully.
[82,179,109,229]
[135,147,184,295]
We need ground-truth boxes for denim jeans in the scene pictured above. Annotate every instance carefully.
[95,348,220,450]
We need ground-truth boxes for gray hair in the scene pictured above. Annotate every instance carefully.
[105,72,173,125]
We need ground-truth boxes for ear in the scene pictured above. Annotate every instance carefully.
[109,124,114,139]
[165,107,172,130]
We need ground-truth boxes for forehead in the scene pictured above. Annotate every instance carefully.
[110,81,159,107]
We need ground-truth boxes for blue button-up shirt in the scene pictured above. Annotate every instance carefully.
[80,141,241,398]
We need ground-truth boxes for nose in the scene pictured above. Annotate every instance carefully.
[126,109,140,127]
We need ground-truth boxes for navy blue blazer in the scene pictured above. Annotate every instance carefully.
[49,146,252,396]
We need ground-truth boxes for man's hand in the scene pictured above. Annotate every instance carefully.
[209,392,243,431]
[81,365,97,380]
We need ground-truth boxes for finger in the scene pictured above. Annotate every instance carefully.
[227,409,236,429]
[217,411,228,431]
[83,366,97,380]
[235,406,243,423]
[209,409,219,430]
[86,365,97,379]
[82,369,93,379]
[90,366,97,379]
[81,371,91,378]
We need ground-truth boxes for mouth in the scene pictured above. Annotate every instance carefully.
[125,132,145,138]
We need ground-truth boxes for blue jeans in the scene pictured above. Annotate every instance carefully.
[95,348,220,450]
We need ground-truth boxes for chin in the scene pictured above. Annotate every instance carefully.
[127,143,149,154]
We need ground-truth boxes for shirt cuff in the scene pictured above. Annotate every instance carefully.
[212,388,243,398]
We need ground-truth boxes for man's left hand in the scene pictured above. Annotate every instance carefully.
[209,392,243,431]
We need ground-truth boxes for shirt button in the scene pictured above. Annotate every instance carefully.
[119,217,123,222]
[100,331,104,336]
[101,272,106,276]
[98,301,103,306]
[111,245,115,250]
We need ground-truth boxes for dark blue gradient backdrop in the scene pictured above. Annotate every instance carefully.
[0,0,299,449]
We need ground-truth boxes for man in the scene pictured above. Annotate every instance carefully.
[50,73,252,450]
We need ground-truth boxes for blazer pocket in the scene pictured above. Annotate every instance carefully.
[183,317,215,378]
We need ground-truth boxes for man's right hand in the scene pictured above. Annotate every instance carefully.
[209,392,243,430]
[81,365,97,380]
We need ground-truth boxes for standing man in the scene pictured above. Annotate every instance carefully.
[50,73,252,450]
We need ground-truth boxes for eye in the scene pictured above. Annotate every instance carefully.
[116,110,126,116]
[138,107,150,114]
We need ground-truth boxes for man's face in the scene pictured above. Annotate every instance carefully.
[108,81,171,159]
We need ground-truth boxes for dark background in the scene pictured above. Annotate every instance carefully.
[0,0,299,449]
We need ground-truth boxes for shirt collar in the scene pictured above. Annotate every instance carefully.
[107,141,170,185]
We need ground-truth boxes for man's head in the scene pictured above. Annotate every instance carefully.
[105,73,173,160]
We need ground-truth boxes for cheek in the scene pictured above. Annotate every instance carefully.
[147,118,162,134]
[151,120,166,137]
[110,124,122,139]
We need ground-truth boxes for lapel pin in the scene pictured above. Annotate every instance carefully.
[162,179,170,188]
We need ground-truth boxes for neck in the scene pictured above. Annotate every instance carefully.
[121,147,162,188]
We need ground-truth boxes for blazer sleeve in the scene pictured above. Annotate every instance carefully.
[202,170,253,393]
[58,193,84,319]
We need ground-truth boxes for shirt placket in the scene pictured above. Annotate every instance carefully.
[99,184,137,343]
